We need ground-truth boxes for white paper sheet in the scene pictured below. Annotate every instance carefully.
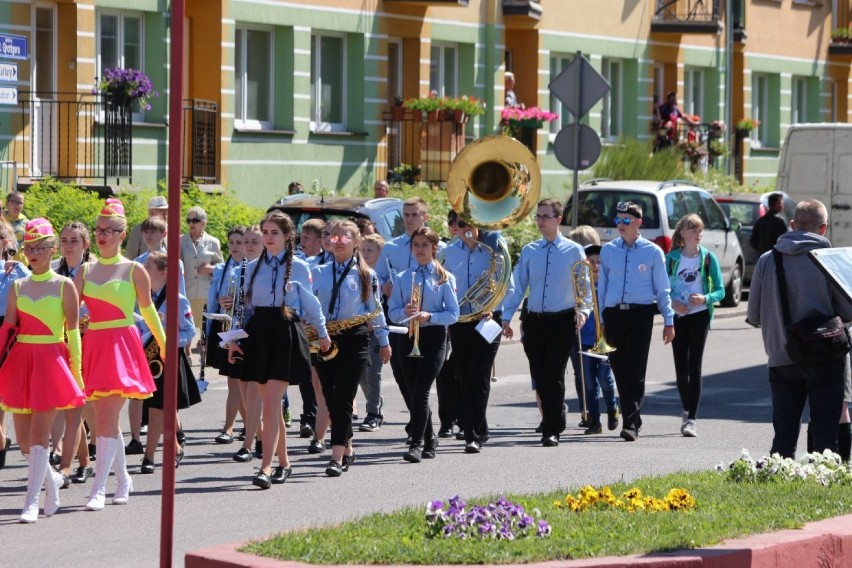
[217,328,248,345]
[475,318,502,343]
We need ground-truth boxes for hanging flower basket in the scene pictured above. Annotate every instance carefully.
[94,68,159,112]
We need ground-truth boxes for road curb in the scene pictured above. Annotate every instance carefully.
[185,512,852,568]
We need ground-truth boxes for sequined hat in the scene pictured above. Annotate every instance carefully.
[24,218,55,243]
[100,198,126,218]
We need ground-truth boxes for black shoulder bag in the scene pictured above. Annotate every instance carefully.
[773,249,850,367]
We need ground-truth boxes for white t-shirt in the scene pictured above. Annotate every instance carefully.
[673,254,707,315]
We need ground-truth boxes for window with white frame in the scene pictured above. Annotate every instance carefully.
[429,43,457,97]
[601,58,622,140]
[792,77,808,124]
[550,54,574,133]
[310,33,346,132]
[752,73,770,147]
[684,68,704,118]
[97,11,143,118]
[235,26,273,129]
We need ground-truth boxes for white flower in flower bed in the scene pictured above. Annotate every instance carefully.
[717,449,852,485]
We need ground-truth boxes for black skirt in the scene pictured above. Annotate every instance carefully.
[239,307,311,385]
[204,318,227,370]
[144,349,202,410]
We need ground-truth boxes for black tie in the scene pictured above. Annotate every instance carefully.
[269,256,280,304]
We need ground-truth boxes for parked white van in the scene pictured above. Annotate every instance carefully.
[775,124,852,246]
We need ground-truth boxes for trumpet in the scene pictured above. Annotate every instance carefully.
[408,275,423,358]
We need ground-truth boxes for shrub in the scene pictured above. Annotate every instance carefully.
[591,137,685,181]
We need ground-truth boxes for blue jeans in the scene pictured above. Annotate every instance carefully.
[581,346,618,426]
[358,333,384,418]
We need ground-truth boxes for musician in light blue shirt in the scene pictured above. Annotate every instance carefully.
[597,201,675,443]
[311,220,391,476]
[500,198,589,448]
[388,227,459,463]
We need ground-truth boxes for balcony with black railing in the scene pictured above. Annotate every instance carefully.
[182,99,219,184]
[652,0,723,34]
[502,0,542,20]
[11,91,132,191]
[829,3,852,55]
[383,109,468,185]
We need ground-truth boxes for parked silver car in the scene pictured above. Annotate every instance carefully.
[560,179,744,307]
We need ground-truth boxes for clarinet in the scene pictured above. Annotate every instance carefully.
[231,258,248,362]
[198,305,208,381]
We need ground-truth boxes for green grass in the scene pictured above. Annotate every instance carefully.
[241,470,852,564]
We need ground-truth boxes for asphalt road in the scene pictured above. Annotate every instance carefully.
[0,301,794,567]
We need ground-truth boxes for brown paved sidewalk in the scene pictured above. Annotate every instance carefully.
[186,512,852,568]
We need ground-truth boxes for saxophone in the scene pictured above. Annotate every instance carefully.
[305,305,382,362]
[145,337,164,379]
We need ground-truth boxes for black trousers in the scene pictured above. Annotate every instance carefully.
[315,327,370,447]
[450,320,501,444]
[398,326,447,448]
[389,330,414,419]
[436,347,458,430]
[672,309,711,420]
[521,311,576,439]
[603,305,655,433]
[299,380,317,428]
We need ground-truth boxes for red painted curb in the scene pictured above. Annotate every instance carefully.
[185,514,852,568]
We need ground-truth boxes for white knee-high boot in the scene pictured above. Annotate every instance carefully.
[112,434,132,505]
[20,447,48,523]
[85,436,117,511]
[43,452,63,517]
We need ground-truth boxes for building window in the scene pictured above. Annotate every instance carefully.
[601,58,622,140]
[235,26,273,129]
[550,54,574,133]
[792,77,808,124]
[429,43,457,97]
[752,73,770,147]
[97,11,143,118]
[684,68,703,119]
[310,33,346,132]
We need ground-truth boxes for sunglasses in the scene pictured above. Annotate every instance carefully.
[186,218,203,224]
[328,234,353,244]
[613,217,634,226]
[456,220,469,229]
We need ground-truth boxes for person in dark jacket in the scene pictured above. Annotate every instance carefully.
[750,193,788,257]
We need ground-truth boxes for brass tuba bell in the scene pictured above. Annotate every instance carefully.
[442,135,541,322]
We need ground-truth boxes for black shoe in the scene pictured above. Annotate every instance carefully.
[140,457,155,474]
[215,431,234,444]
[271,466,292,484]
[584,423,603,435]
[403,445,423,463]
[60,473,71,489]
[578,418,589,428]
[455,431,465,441]
[254,439,263,459]
[252,470,272,489]
[342,453,355,472]
[71,465,93,484]
[534,422,543,434]
[359,416,382,432]
[175,450,185,468]
[299,424,314,439]
[542,435,559,447]
[620,428,638,442]
[352,413,359,421]
[236,428,246,442]
[49,451,62,466]
[308,439,325,454]
[464,441,481,454]
[176,429,186,446]
[125,439,144,455]
[88,442,97,461]
[437,427,453,439]
[233,448,252,463]
[423,439,438,459]
[325,460,343,477]
[607,409,620,431]
[0,437,10,470]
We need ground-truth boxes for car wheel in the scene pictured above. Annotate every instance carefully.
[721,262,742,308]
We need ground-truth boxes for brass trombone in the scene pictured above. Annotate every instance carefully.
[408,275,423,358]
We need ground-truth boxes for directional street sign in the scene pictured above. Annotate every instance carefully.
[553,123,601,171]
[548,55,610,119]
[0,87,18,105]
[0,63,18,82]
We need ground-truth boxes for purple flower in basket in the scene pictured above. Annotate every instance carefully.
[94,67,159,111]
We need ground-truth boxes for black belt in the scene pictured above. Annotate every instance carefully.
[525,308,574,319]
[611,303,654,311]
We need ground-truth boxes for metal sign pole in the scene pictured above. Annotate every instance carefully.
[572,51,582,230]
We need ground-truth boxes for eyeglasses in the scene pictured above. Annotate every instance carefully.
[23,245,52,255]
[535,214,556,221]
[613,217,634,226]
[93,227,121,237]
[328,234,353,244]
[186,218,203,224]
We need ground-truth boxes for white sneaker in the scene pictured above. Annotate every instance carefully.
[680,411,689,434]
[682,419,697,438]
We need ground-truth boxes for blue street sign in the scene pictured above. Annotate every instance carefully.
[0,34,28,61]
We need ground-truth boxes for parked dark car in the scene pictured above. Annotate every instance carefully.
[270,195,405,243]
[715,192,795,283]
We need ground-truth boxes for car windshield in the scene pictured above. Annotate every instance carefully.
[718,202,760,226]
[562,190,660,229]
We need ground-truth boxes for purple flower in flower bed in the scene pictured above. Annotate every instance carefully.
[425,495,551,540]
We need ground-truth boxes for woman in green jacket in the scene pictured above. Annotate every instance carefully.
[665,214,725,438]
